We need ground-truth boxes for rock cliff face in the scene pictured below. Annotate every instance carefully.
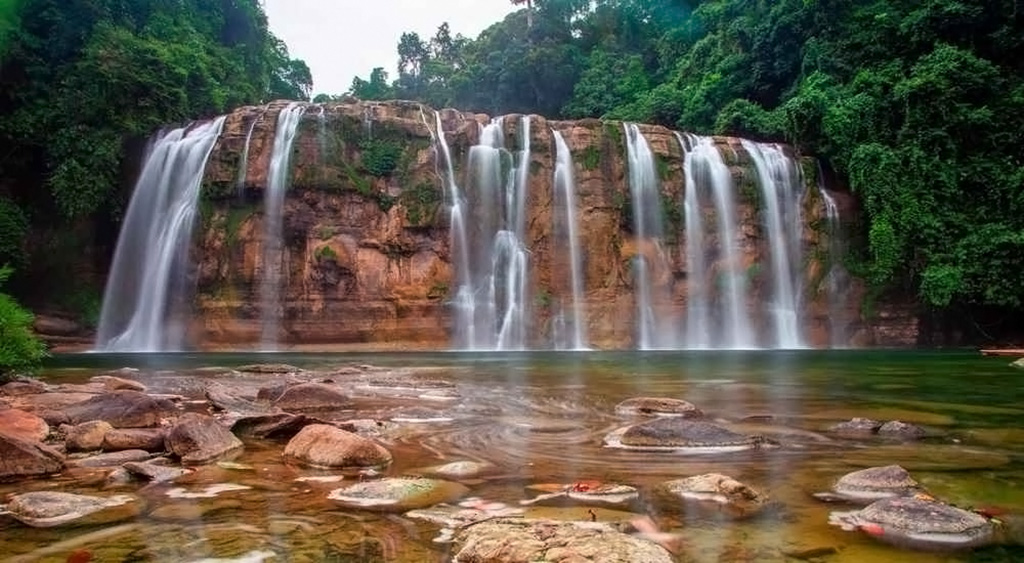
[191,99,878,350]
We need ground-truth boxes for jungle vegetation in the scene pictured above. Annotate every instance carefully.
[0,0,311,372]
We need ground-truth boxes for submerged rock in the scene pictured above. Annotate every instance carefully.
[451,518,675,563]
[521,482,640,509]
[610,419,776,451]
[816,465,922,503]
[614,397,703,418]
[89,375,147,392]
[328,478,468,512]
[829,496,995,550]
[0,433,64,481]
[3,491,141,527]
[419,460,498,480]
[878,420,928,440]
[828,418,882,436]
[283,424,391,468]
[651,473,769,519]
[165,413,243,464]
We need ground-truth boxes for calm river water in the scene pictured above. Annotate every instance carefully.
[3,350,1023,562]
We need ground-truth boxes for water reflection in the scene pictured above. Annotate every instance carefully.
[3,350,1022,562]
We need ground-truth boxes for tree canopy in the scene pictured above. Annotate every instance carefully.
[350,0,1024,321]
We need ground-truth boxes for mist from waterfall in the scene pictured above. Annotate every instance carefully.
[95,116,227,352]
[552,129,588,350]
[742,140,806,349]
[258,103,306,351]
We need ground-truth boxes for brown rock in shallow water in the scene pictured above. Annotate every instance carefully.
[89,375,147,392]
[63,391,176,428]
[231,413,321,439]
[615,397,703,418]
[0,433,64,481]
[273,382,350,411]
[165,413,243,464]
[64,420,114,452]
[616,419,774,450]
[102,428,167,452]
[452,518,675,563]
[4,491,141,527]
[652,473,769,519]
[283,424,391,468]
[0,408,49,442]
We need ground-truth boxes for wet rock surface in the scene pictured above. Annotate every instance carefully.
[651,473,769,519]
[0,433,64,481]
[451,518,676,563]
[0,408,49,442]
[165,413,244,464]
[614,418,773,450]
[614,397,704,417]
[830,496,996,550]
[3,491,141,527]
[62,391,176,428]
[819,464,923,503]
[283,423,392,468]
[328,477,468,511]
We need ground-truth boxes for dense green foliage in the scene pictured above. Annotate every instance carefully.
[0,0,310,288]
[0,265,46,376]
[351,0,1024,318]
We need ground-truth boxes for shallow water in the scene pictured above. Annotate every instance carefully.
[4,350,1024,562]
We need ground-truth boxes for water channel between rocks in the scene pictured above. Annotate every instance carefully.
[3,350,1023,562]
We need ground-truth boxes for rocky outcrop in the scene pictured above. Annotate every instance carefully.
[189,99,887,350]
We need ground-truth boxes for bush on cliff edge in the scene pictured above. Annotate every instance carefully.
[0,265,47,379]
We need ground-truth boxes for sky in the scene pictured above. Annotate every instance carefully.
[264,0,515,97]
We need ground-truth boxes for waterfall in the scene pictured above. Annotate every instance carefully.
[95,116,227,352]
[623,123,675,349]
[742,140,805,349]
[237,109,264,196]
[552,129,588,350]
[819,177,851,347]
[679,133,710,349]
[258,103,306,351]
[462,116,531,350]
[423,109,474,348]
[682,134,756,349]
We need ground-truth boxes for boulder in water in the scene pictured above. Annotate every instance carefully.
[610,418,776,452]
[64,420,113,451]
[451,518,675,563]
[63,391,176,428]
[328,477,468,512]
[521,482,640,509]
[272,382,350,411]
[165,413,243,464]
[829,496,995,550]
[878,420,928,440]
[283,424,391,468]
[3,491,141,527]
[815,464,922,503]
[102,428,167,452]
[651,473,769,519]
[828,417,882,436]
[614,397,704,418]
[0,433,64,481]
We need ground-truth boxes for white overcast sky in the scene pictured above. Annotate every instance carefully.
[264,0,515,97]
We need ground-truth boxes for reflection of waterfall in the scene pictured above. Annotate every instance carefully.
[460,117,532,350]
[552,129,588,351]
[819,174,852,348]
[258,103,306,351]
[742,140,806,349]
[624,123,676,350]
[95,116,227,352]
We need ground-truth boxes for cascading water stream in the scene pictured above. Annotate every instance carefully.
[742,140,805,349]
[623,123,675,349]
[819,176,851,348]
[422,109,474,347]
[679,133,710,349]
[237,109,264,196]
[461,117,532,350]
[684,134,756,349]
[258,103,306,351]
[552,129,588,350]
[95,116,227,352]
